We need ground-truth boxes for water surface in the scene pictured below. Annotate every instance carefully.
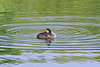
[0,0,100,67]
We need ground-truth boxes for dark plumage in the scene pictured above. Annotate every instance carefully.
[37,28,56,39]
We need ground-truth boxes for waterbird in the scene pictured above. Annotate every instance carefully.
[37,28,56,39]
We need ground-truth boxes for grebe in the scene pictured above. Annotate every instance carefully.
[37,28,56,39]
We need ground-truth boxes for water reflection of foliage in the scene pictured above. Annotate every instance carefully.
[0,48,100,64]
[0,0,100,18]
[0,26,19,35]
[0,48,22,64]
[0,48,21,55]
[27,56,100,64]
[0,56,100,64]
[52,56,100,64]
[28,57,46,63]
[0,57,22,64]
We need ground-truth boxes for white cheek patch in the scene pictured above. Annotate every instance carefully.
[47,31,49,33]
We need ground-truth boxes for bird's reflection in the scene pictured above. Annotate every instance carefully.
[37,38,55,47]
[45,39,52,46]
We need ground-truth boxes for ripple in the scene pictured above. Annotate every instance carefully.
[0,22,100,52]
[13,16,99,22]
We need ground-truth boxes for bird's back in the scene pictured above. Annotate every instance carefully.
[37,32,56,39]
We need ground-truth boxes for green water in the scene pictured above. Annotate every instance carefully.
[0,0,100,67]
